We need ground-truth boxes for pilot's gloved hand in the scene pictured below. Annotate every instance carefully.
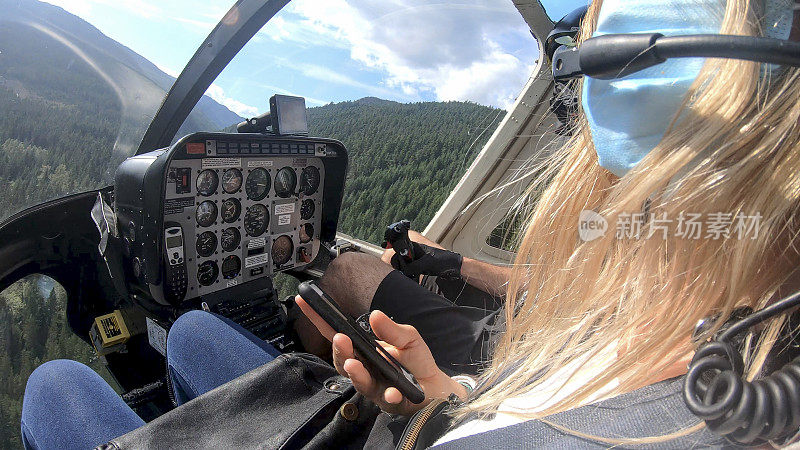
[391,242,462,280]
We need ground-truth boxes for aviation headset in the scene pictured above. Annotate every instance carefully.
[547,2,800,445]
[545,5,588,135]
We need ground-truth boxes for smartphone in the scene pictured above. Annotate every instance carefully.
[298,281,426,404]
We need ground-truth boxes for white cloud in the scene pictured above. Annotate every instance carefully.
[418,42,534,110]
[257,13,349,50]
[288,60,414,101]
[254,84,330,107]
[284,0,536,108]
[205,83,259,117]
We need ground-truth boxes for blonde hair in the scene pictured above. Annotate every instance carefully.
[458,0,800,439]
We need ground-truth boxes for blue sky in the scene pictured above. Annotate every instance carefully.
[41,0,542,116]
[540,0,590,22]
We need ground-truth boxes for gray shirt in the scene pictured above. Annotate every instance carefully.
[432,376,736,449]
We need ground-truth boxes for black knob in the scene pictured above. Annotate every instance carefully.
[132,257,143,278]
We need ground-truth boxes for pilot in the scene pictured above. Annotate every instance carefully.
[21,0,800,447]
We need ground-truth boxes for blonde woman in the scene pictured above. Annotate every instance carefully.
[295,0,800,446]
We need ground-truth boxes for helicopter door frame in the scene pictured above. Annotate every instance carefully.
[423,0,559,265]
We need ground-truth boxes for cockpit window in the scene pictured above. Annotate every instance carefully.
[540,0,590,22]
[1,0,537,244]
[0,275,117,448]
[232,1,539,244]
[0,5,217,222]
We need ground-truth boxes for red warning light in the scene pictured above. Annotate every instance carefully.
[186,142,205,154]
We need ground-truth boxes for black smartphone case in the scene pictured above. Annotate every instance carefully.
[298,281,425,404]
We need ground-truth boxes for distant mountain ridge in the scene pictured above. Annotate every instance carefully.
[0,0,244,221]
[353,96,398,106]
[1,0,242,136]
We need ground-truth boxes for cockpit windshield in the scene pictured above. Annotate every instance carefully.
[0,0,537,244]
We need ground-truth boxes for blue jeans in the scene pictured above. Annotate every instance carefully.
[20,311,281,450]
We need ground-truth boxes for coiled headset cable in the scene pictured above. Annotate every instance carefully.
[683,290,800,445]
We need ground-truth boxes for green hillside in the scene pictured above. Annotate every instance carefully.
[0,31,240,223]
[308,97,503,244]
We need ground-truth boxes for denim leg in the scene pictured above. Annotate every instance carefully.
[21,359,144,450]
[166,310,280,404]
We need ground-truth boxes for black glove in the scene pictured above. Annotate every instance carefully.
[391,242,463,280]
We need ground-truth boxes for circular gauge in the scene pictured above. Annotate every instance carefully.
[299,223,314,244]
[245,168,271,201]
[274,167,297,198]
[196,231,217,257]
[196,201,218,227]
[300,199,315,220]
[272,235,294,266]
[196,170,219,196]
[222,168,243,194]
[197,260,218,286]
[244,204,269,236]
[221,227,241,252]
[222,255,241,279]
[221,198,241,223]
[300,166,320,196]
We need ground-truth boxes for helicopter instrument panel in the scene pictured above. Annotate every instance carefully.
[115,132,347,307]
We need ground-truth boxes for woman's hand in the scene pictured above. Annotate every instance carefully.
[296,296,466,415]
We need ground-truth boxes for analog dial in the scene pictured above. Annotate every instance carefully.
[299,223,314,244]
[244,204,269,236]
[221,227,241,252]
[222,168,243,194]
[196,231,217,257]
[300,166,320,196]
[221,198,241,223]
[300,199,315,220]
[196,170,218,196]
[245,168,270,201]
[274,167,297,198]
[196,201,217,227]
[197,260,218,286]
[222,255,241,279]
[272,235,294,266]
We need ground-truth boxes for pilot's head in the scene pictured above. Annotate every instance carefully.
[464,0,800,441]
[583,0,798,178]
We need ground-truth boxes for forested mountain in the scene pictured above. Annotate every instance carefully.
[0,0,242,222]
[0,1,506,447]
[0,278,116,446]
[307,97,503,243]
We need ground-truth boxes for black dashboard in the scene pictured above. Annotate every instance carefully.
[114,132,347,308]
